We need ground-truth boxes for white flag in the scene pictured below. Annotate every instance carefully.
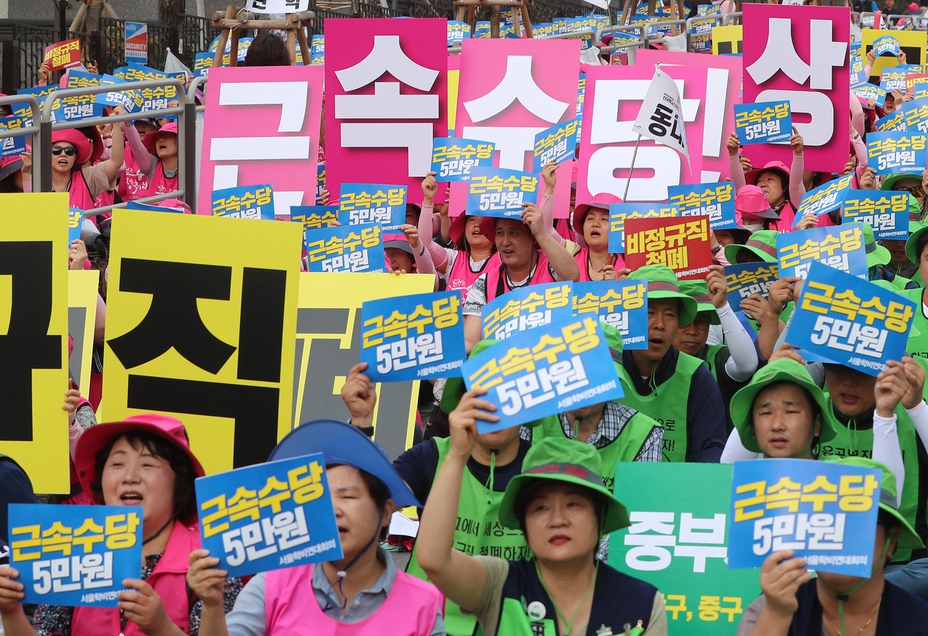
[580,0,610,10]
[632,66,690,169]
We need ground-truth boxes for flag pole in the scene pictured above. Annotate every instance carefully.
[622,134,642,202]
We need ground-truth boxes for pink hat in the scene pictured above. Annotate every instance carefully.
[909,2,919,11]
[143,122,178,156]
[573,193,621,236]
[448,213,469,245]
[51,129,92,165]
[735,185,780,220]
[0,155,23,182]
[745,160,790,187]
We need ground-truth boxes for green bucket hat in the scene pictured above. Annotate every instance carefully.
[862,222,891,269]
[440,338,499,414]
[626,265,698,327]
[497,437,630,534]
[824,456,924,550]
[730,358,834,454]
[905,224,928,265]
[678,279,721,325]
[881,173,922,191]
[724,229,779,265]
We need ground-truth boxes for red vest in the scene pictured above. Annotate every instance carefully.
[71,521,199,635]
[485,252,556,303]
[264,563,442,635]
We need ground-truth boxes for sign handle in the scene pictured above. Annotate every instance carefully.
[622,134,642,202]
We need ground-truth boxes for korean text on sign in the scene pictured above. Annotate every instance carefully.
[338,184,407,230]
[733,101,792,145]
[532,119,579,173]
[196,452,342,577]
[465,167,539,218]
[842,191,909,240]
[788,262,915,375]
[68,208,83,246]
[607,203,678,253]
[624,216,712,280]
[725,262,780,310]
[290,205,338,233]
[777,224,867,280]
[360,291,466,382]
[9,504,141,607]
[43,39,81,72]
[462,316,623,432]
[793,173,854,226]
[902,98,928,134]
[482,282,574,342]
[212,184,275,220]
[0,116,27,158]
[867,131,928,175]
[572,280,648,350]
[667,182,735,231]
[431,137,495,182]
[729,459,881,577]
[305,223,384,273]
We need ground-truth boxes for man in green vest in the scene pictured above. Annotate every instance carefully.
[674,268,759,432]
[609,265,728,462]
[904,224,928,364]
[341,345,531,636]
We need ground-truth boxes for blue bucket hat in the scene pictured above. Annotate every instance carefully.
[269,419,419,508]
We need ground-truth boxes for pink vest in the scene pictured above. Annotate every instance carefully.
[264,563,442,635]
[137,161,178,199]
[119,144,150,200]
[67,170,95,211]
[485,251,556,303]
[448,251,500,301]
[771,202,797,233]
[574,248,625,282]
[71,521,199,635]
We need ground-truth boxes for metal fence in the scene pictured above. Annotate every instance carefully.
[1,23,60,92]
[100,17,184,74]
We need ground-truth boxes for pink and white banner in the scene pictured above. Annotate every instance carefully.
[199,65,323,217]
[575,65,707,204]
[451,38,580,217]
[742,4,850,172]
[325,18,449,201]
[636,49,742,183]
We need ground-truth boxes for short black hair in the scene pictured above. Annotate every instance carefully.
[244,33,292,67]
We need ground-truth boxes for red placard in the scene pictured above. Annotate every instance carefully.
[623,216,712,280]
[43,39,82,72]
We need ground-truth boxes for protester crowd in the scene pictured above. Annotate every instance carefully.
[8,5,928,635]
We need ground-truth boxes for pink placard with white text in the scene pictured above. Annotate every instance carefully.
[198,65,323,217]
[449,38,581,217]
[325,18,448,202]
[576,65,707,205]
[742,4,850,173]
[636,49,743,183]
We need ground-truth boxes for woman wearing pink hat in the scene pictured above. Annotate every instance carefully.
[20,107,125,211]
[0,414,242,635]
[570,193,630,281]
[133,122,179,200]
[727,128,806,232]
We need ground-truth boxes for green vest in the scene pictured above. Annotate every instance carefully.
[406,438,530,636]
[616,353,702,463]
[531,412,659,491]
[497,597,557,635]
[905,288,928,363]
[705,343,726,381]
[818,398,921,563]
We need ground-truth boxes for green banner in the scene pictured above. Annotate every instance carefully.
[609,463,761,635]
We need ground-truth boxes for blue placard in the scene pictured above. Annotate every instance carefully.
[13,85,57,124]
[842,190,909,240]
[850,52,868,87]
[431,138,495,182]
[572,280,648,350]
[733,101,792,145]
[874,35,901,57]
[47,71,104,122]
[466,167,539,218]
[788,261,915,374]
[729,459,880,577]
[305,223,384,273]
[125,201,186,213]
[9,504,142,607]
[880,69,908,94]
[667,182,736,230]
[291,205,337,230]
[112,63,177,109]
[93,74,144,113]
[852,83,887,109]
[532,119,579,174]
[867,130,927,174]
[0,116,27,158]
[607,202,678,253]
[359,291,466,381]
[338,183,407,230]
[777,224,868,280]
[874,110,906,132]
[792,173,855,228]
[576,73,586,144]
[482,281,574,341]
[447,20,471,46]
[463,316,623,432]
[311,35,324,65]
[724,262,780,311]
[196,453,342,578]
[68,208,83,245]
[211,184,275,220]
[316,163,326,204]
[193,52,213,77]
[901,97,928,134]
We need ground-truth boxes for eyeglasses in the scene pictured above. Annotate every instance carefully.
[51,146,77,156]
[897,184,925,198]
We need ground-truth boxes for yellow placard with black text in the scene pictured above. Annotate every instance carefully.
[103,210,302,475]
[863,29,927,82]
[0,193,71,493]
[68,269,99,398]
[293,273,434,461]
[712,25,742,55]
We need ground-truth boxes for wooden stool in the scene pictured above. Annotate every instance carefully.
[454,0,534,39]
[210,5,315,68]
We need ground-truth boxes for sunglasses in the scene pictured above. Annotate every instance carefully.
[897,184,925,198]
[51,146,77,156]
